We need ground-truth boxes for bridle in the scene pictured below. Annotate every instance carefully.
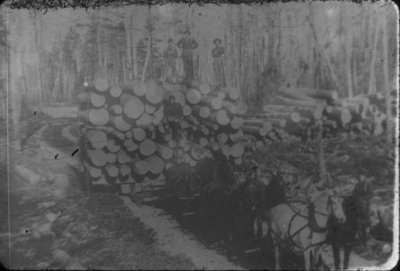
[267,194,343,252]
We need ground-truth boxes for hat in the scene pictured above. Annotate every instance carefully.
[213,38,222,45]
[184,30,191,35]
[168,38,173,43]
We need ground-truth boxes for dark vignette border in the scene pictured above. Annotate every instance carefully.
[0,0,384,10]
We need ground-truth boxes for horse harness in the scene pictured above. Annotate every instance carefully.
[267,197,334,252]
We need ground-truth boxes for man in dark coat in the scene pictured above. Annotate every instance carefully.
[177,30,198,80]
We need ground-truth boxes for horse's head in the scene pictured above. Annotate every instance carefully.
[312,189,346,225]
[327,192,346,224]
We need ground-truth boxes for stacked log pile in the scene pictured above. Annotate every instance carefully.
[77,78,249,194]
[77,78,391,194]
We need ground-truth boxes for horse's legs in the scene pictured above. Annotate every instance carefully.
[343,245,351,270]
[274,245,281,270]
[332,245,341,270]
[303,248,312,270]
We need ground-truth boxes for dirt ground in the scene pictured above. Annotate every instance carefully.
[0,108,394,270]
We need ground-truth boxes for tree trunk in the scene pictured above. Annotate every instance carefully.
[381,14,392,144]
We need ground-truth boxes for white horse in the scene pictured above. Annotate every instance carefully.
[257,190,346,270]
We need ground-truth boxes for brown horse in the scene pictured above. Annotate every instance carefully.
[326,178,373,270]
[258,190,346,270]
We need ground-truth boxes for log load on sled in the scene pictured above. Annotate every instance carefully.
[77,77,390,196]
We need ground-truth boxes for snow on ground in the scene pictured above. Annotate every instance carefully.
[122,196,244,270]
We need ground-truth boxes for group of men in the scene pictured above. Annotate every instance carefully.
[162,30,226,87]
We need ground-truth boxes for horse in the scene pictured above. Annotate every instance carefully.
[326,179,373,270]
[258,189,346,270]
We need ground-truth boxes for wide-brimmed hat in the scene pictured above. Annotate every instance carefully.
[168,38,173,43]
[183,30,191,35]
[213,38,222,45]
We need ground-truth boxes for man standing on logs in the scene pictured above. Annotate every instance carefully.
[212,38,226,87]
[162,38,178,83]
[177,30,198,80]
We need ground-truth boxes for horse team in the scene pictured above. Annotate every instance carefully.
[225,159,376,270]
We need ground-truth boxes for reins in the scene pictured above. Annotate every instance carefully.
[265,195,337,252]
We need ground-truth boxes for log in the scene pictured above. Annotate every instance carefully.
[216,133,228,144]
[133,81,147,96]
[183,104,192,116]
[134,160,149,175]
[107,139,121,153]
[274,95,318,108]
[109,85,123,98]
[88,149,107,167]
[231,116,243,130]
[229,129,244,142]
[123,96,144,119]
[124,139,139,152]
[220,144,231,157]
[145,81,164,104]
[113,115,132,132]
[231,142,245,158]
[92,175,108,185]
[84,108,109,126]
[133,128,146,142]
[94,78,109,92]
[153,107,165,125]
[86,129,108,149]
[136,112,153,127]
[186,88,202,104]
[199,82,212,95]
[297,87,338,102]
[106,153,117,164]
[109,104,123,115]
[158,145,173,160]
[90,92,106,108]
[211,98,223,110]
[147,155,164,175]
[145,104,156,114]
[199,125,210,136]
[105,164,119,178]
[88,166,102,179]
[211,109,230,126]
[199,137,208,147]
[117,149,132,164]
[139,139,157,156]
[228,87,240,100]
[193,105,211,119]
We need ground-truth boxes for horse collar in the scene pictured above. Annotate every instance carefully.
[308,202,328,233]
